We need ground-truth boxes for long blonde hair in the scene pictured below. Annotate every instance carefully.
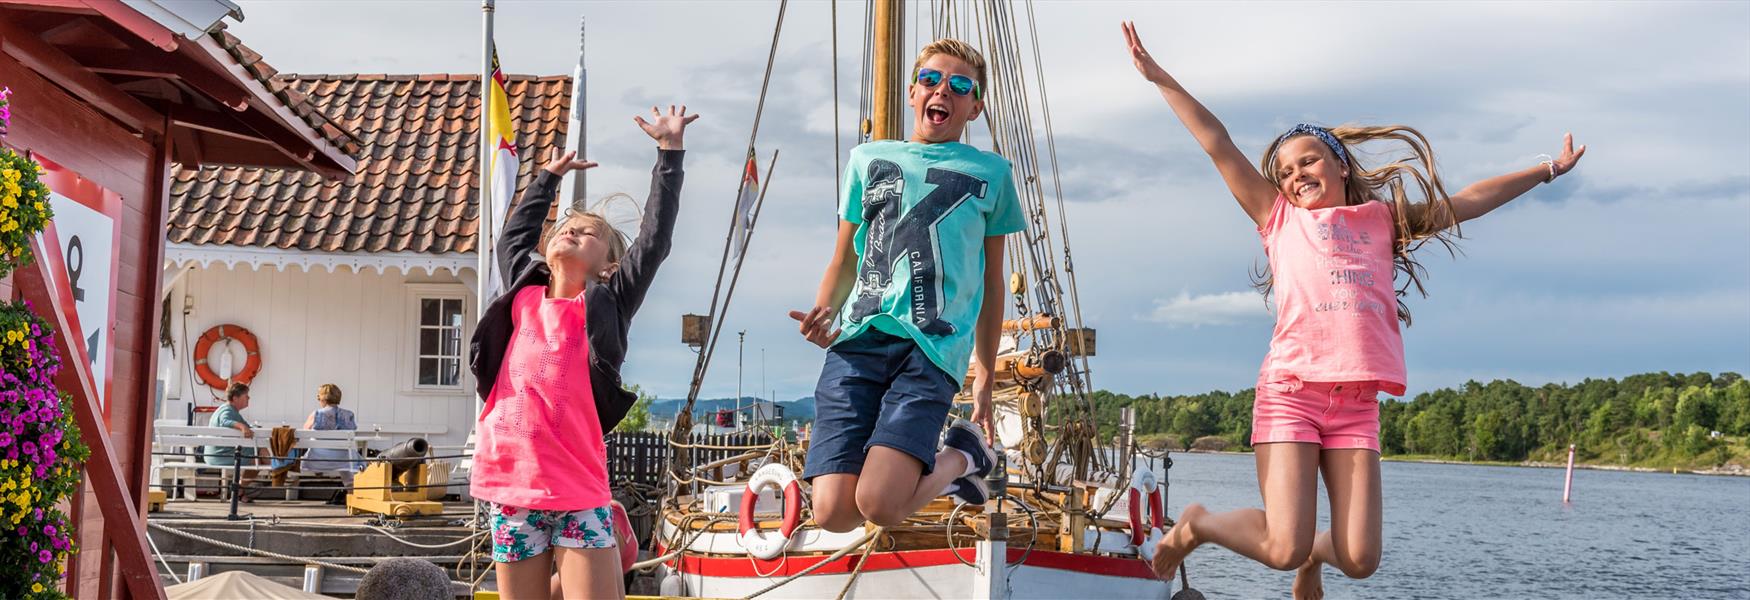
[1256,125,1461,325]
[540,193,636,268]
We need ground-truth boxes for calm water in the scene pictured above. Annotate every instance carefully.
[1136,452,1750,599]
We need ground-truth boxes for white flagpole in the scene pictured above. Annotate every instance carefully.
[477,0,496,324]
[559,17,587,208]
[472,0,496,527]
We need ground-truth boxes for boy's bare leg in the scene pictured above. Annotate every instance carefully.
[497,550,554,600]
[854,446,968,527]
[811,473,866,532]
[554,546,622,599]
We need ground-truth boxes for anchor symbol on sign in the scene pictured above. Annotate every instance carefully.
[66,235,99,366]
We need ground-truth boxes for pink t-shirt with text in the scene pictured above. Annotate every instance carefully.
[1257,195,1407,395]
[470,285,610,510]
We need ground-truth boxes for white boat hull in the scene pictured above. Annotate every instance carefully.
[655,540,1171,599]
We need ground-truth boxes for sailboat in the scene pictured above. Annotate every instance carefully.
[642,1,1185,598]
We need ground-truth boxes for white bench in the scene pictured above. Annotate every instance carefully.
[152,425,362,501]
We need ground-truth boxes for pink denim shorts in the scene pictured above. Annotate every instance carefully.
[1251,379,1382,451]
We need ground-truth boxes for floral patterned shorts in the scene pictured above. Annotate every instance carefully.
[486,502,616,562]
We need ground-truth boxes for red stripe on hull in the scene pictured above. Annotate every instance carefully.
[657,545,1157,580]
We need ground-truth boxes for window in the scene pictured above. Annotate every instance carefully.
[416,297,465,388]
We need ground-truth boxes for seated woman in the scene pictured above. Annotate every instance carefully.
[301,383,359,503]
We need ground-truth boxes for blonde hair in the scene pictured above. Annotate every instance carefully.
[1256,125,1461,325]
[913,38,987,92]
[317,383,343,406]
[541,194,633,268]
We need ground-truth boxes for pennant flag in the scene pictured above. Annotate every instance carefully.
[731,150,759,258]
[481,49,519,297]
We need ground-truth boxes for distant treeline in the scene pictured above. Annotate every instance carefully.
[1069,372,1750,468]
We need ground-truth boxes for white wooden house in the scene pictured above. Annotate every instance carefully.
[158,74,572,448]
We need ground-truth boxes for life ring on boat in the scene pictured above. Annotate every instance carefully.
[1128,469,1165,551]
[193,324,262,390]
[738,463,803,560]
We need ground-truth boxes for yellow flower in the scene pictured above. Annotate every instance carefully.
[31,583,44,593]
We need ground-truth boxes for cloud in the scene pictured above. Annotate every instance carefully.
[226,1,1750,400]
[1144,290,1270,328]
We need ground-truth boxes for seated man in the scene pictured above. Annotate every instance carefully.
[204,382,257,466]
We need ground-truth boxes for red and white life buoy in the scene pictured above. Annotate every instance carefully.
[738,463,802,561]
[193,324,262,390]
[1128,469,1165,559]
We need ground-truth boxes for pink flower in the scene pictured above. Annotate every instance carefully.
[38,549,53,563]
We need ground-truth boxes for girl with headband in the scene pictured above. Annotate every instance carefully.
[1121,21,1585,598]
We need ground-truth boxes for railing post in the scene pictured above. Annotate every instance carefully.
[226,445,244,521]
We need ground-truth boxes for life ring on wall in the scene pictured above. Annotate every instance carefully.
[1129,468,1165,557]
[737,463,802,560]
[193,324,261,390]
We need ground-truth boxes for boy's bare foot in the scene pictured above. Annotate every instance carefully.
[1151,503,1207,580]
[1293,558,1324,600]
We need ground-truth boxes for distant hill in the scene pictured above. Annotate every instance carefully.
[650,397,815,422]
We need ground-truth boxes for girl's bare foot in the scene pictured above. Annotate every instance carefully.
[1293,558,1324,600]
[1151,503,1207,580]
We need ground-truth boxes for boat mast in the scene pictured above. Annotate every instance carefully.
[870,0,903,141]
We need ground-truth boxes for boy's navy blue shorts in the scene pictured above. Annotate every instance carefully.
[803,329,958,480]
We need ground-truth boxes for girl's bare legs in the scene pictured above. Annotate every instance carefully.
[1294,449,1383,600]
[554,546,623,599]
[1152,442,1321,579]
[496,551,554,600]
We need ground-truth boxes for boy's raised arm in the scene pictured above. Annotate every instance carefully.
[1123,21,1276,226]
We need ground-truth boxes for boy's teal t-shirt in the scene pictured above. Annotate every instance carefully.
[834,140,1026,384]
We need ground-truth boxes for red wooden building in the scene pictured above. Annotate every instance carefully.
[0,1,356,597]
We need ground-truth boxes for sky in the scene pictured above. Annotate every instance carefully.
[229,1,1750,402]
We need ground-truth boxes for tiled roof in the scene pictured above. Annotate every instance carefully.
[208,26,366,159]
[168,73,572,254]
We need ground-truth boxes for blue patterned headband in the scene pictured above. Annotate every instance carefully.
[1274,124,1349,165]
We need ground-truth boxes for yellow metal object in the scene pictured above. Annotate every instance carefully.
[473,592,499,600]
[147,490,167,512]
[346,461,443,517]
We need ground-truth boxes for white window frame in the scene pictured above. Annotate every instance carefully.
[403,284,474,394]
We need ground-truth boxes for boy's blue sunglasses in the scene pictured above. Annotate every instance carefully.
[916,68,981,100]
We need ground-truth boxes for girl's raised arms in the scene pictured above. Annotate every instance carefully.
[1123,21,1277,227]
[1427,133,1587,228]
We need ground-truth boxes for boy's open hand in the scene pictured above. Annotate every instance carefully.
[787,307,840,349]
[634,104,701,151]
[1122,21,1171,86]
[541,149,598,176]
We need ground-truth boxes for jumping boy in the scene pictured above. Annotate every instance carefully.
[788,38,1024,531]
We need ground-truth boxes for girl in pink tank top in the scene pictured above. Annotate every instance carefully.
[1121,22,1588,597]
